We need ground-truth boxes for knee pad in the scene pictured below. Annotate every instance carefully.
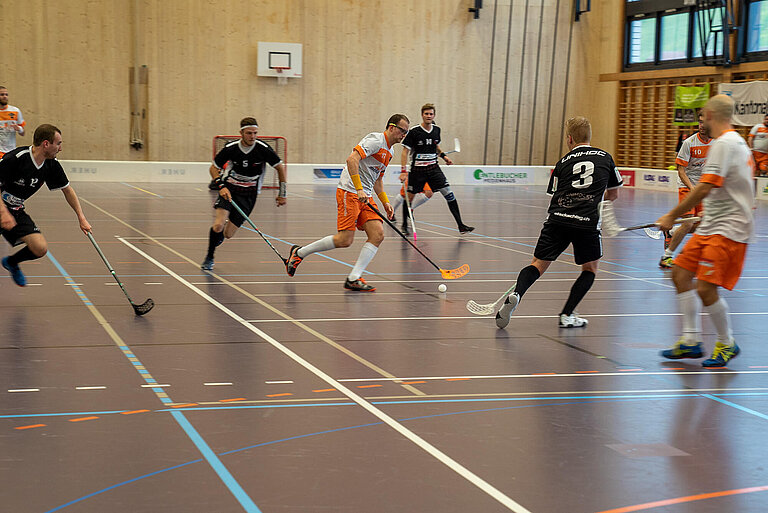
[438,186,455,202]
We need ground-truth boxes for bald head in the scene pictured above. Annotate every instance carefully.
[704,94,734,123]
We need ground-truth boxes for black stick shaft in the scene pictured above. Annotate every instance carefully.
[229,199,287,263]
[365,201,442,272]
[86,232,135,304]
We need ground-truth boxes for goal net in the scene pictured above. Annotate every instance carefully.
[212,135,287,189]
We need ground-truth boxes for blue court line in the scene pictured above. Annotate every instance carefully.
[45,252,262,513]
[702,394,768,421]
[44,393,746,512]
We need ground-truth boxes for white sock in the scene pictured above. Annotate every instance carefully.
[678,289,701,343]
[664,248,674,258]
[348,242,378,281]
[411,194,429,209]
[298,235,336,258]
[392,194,404,211]
[705,298,733,343]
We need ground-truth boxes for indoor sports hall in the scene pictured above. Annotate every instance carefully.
[3,2,768,513]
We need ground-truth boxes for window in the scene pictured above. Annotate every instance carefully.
[692,7,725,58]
[628,17,657,64]
[660,12,689,61]
[747,0,768,53]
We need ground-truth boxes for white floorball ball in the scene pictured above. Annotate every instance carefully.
[438,284,447,293]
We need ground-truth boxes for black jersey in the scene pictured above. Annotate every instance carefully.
[546,145,622,229]
[0,146,69,211]
[402,124,442,168]
[213,139,282,192]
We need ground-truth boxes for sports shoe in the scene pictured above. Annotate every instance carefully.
[200,257,214,271]
[559,312,588,328]
[2,256,26,287]
[663,230,672,250]
[702,340,740,368]
[660,339,704,360]
[286,245,303,277]
[459,225,475,234]
[401,222,410,234]
[344,278,376,292]
[659,256,674,269]
[495,292,520,329]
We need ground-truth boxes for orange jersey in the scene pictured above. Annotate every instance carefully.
[749,123,768,153]
[338,132,394,196]
[0,105,25,154]
[675,133,711,187]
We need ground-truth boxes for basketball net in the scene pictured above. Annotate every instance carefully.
[276,68,288,86]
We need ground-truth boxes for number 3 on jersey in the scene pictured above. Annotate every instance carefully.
[571,161,594,188]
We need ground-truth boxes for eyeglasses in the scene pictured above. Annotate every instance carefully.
[389,124,408,135]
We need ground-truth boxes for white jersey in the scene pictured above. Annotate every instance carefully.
[675,133,711,188]
[697,130,755,244]
[338,132,394,196]
[0,105,25,154]
[749,123,768,153]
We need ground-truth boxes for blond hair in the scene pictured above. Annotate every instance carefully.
[704,94,734,123]
[566,117,592,144]
[421,103,435,114]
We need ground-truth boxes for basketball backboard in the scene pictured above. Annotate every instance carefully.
[257,42,302,79]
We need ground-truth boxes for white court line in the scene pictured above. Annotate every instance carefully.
[204,382,234,386]
[246,311,768,323]
[8,388,40,393]
[265,380,294,384]
[120,237,533,513]
[144,282,164,285]
[75,386,107,390]
[140,384,171,388]
[334,370,768,382]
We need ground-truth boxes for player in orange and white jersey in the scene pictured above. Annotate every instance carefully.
[284,114,408,291]
[658,95,755,368]
[747,113,768,176]
[659,115,711,268]
[0,86,25,157]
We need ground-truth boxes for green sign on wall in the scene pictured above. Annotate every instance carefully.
[673,84,710,126]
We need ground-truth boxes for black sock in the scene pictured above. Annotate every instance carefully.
[561,271,596,316]
[7,246,38,267]
[513,265,541,298]
[206,228,224,259]
[447,199,465,227]
[402,201,409,223]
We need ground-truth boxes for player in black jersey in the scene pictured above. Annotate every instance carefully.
[495,117,622,329]
[0,124,92,286]
[400,103,473,234]
[201,117,287,271]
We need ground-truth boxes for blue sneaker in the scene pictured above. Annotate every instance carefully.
[660,339,704,360]
[2,256,26,287]
[702,341,740,368]
[200,257,214,271]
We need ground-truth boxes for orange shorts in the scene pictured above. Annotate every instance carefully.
[754,151,768,176]
[673,233,747,290]
[678,187,703,218]
[336,189,381,231]
[399,183,432,197]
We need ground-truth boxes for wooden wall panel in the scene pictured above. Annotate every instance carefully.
[3,0,623,166]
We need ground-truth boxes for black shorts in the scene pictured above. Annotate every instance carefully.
[0,208,40,247]
[407,164,448,194]
[213,189,258,227]
[533,221,602,265]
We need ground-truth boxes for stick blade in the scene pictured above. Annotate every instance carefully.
[454,138,461,153]
[466,300,495,316]
[643,227,664,240]
[598,200,623,238]
[133,298,155,316]
[440,263,470,280]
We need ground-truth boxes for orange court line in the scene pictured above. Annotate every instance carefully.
[15,424,46,430]
[313,388,336,392]
[618,369,643,372]
[171,403,199,408]
[576,371,600,373]
[532,373,557,375]
[595,484,768,513]
[69,416,99,422]
[357,385,382,389]
[120,410,151,415]
[401,381,427,385]
[662,368,685,371]
[445,378,470,381]
[221,397,249,401]
[264,394,292,398]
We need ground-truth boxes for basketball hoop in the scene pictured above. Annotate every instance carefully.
[274,66,289,86]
